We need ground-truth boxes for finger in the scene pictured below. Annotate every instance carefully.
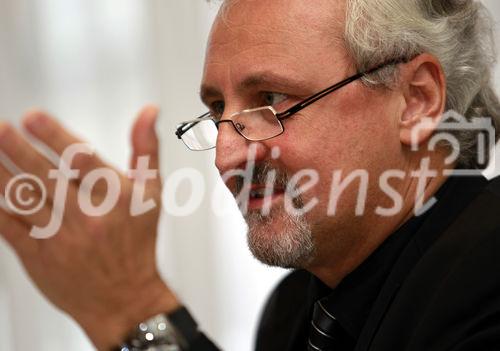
[0,121,82,218]
[130,106,160,173]
[22,111,113,180]
[0,121,73,204]
[0,206,38,257]
[0,161,56,230]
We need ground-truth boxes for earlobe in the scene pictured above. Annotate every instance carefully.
[398,54,446,147]
[400,115,441,148]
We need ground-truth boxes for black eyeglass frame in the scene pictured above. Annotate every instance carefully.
[175,59,406,149]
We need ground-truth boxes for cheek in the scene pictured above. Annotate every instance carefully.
[276,112,356,179]
[271,93,402,212]
[270,128,340,208]
[276,113,341,164]
[317,93,402,172]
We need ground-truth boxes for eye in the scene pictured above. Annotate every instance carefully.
[210,101,225,119]
[263,92,288,107]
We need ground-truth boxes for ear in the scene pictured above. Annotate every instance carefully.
[399,54,446,147]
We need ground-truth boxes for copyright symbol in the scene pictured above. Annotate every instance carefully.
[5,174,47,216]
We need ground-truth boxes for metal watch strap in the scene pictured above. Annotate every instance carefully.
[115,307,200,351]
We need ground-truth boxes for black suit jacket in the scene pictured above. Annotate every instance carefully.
[359,176,500,351]
[255,175,500,350]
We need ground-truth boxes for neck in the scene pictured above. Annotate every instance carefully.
[306,155,451,289]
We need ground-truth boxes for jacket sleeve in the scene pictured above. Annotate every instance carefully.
[188,333,222,351]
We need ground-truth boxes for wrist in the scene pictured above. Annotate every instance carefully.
[114,306,201,351]
[77,279,181,351]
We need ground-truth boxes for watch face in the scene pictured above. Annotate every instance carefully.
[120,346,181,351]
[121,308,199,351]
[126,314,182,350]
[119,346,181,351]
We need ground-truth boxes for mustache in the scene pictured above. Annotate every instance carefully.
[234,162,290,195]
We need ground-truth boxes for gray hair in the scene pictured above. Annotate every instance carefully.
[214,0,500,168]
[345,0,500,168]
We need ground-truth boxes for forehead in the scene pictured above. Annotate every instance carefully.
[202,0,347,93]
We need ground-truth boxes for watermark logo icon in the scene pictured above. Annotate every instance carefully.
[411,110,495,176]
[4,173,47,216]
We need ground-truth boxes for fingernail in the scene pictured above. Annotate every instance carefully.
[23,112,47,132]
[146,107,159,134]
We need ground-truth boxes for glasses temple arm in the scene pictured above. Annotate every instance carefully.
[277,59,405,121]
[175,112,212,139]
[277,73,364,120]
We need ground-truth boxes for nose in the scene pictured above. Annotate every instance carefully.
[214,121,266,176]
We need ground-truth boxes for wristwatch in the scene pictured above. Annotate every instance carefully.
[115,307,201,351]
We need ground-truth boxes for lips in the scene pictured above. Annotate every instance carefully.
[228,162,290,211]
[245,185,286,211]
[249,184,285,198]
[249,187,268,199]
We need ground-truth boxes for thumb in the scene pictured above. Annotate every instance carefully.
[130,105,160,173]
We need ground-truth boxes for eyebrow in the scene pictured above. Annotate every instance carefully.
[199,71,308,106]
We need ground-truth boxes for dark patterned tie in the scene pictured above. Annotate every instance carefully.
[308,301,355,351]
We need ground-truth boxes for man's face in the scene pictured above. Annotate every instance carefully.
[201,0,406,270]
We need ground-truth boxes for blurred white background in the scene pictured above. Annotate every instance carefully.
[0,1,499,350]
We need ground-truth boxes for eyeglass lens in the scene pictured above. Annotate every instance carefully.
[181,107,283,150]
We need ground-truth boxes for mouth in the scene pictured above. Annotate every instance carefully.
[246,185,286,211]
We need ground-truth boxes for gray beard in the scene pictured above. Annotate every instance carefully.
[245,206,315,269]
[234,161,316,268]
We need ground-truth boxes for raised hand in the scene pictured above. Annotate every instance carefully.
[0,106,180,350]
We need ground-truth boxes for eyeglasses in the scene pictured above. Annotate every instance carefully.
[175,60,404,151]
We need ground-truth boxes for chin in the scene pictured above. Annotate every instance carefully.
[244,206,316,269]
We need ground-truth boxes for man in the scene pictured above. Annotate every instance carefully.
[1,0,500,350]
